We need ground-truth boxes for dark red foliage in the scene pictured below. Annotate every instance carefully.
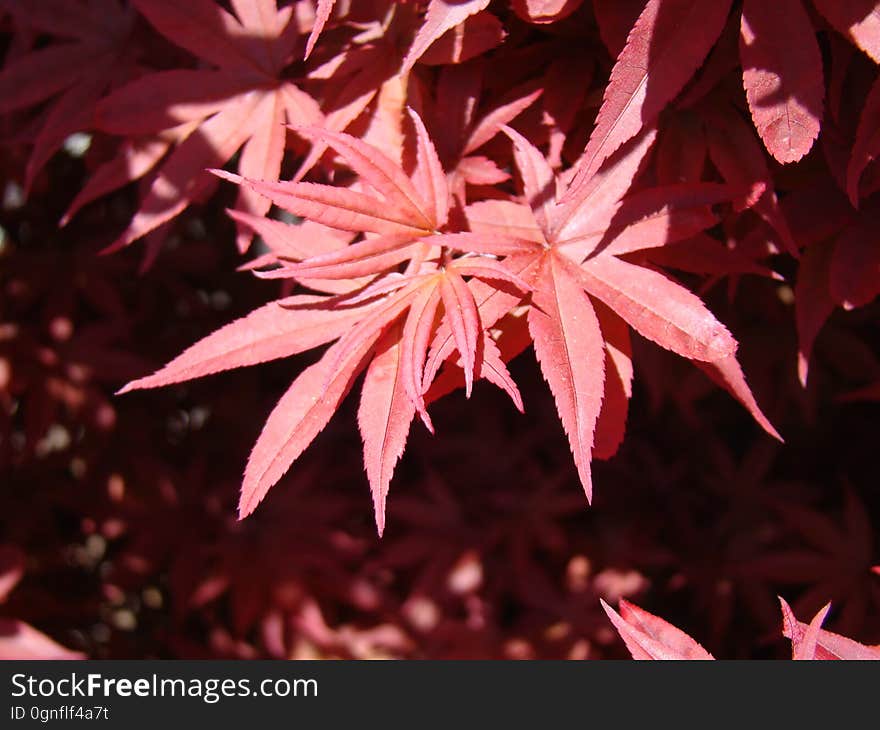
[0,0,878,659]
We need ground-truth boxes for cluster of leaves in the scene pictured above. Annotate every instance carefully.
[603,597,880,660]
[1,1,879,659]
[2,187,878,659]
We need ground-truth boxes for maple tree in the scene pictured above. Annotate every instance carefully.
[1,0,879,660]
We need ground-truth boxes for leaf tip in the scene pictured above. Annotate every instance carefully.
[304,37,317,61]
[208,168,242,184]
[577,461,594,504]
[797,353,810,388]
[237,490,259,521]
[373,501,386,538]
[418,408,435,435]
[464,370,473,399]
[99,237,128,256]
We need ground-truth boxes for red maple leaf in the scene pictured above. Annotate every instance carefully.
[465,125,779,497]
[307,0,499,73]
[120,111,528,534]
[419,62,543,207]
[0,0,139,193]
[779,598,880,659]
[744,489,880,635]
[118,88,780,534]
[94,0,330,253]
[604,596,880,659]
[600,598,715,659]
[567,0,833,196]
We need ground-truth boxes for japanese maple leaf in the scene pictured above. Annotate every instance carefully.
[296,3,509,179]
[0,0,138,193]
[779,598,880,660]
[306,0,496,73]
[739,0,825,164]
[699,101,798,256]
[537,53,595,170]
[400,0,493,73]
[421,63,543,207]
[601,599,715,660]
[604,597,880,660]
[481,471,591,609]
[416,8,506,66]
[374,433,589,633]
[459,125,777,500]
[120,111,528,535]
[565,0,826,197]
[564,0,734,198]
[160,462,363,641]
[640,104,794,268]
[745,489,879,635]
[294,2,434,176]
[59,123,195,231]
[95,0,326,253]
[379,410,589,612]
[305,0,338,59]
